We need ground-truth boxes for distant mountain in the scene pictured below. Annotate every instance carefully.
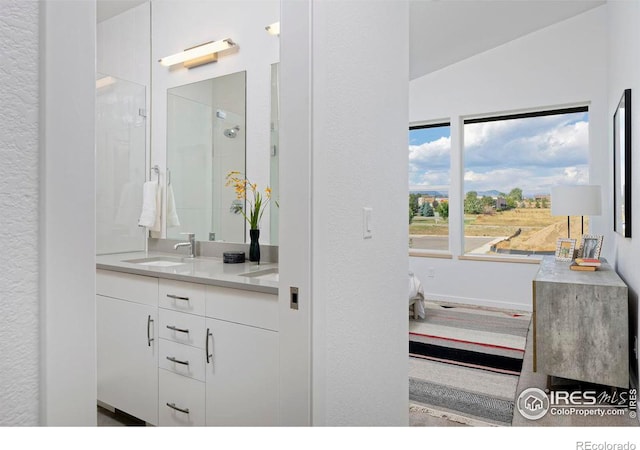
[476,190,502,197]
[410,190,448,197]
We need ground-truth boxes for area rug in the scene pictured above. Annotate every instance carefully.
[409,302,531,426]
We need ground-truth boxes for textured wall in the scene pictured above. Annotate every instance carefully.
[0,0,40,426]
[311,1,410,425]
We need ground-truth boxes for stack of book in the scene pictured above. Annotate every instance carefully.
[570,258,602,272]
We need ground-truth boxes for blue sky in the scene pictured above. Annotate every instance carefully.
[409,112,589,196]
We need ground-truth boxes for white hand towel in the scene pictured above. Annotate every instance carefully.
[166,184,181,228]
[151,184,162,232]
[138,181,158,228]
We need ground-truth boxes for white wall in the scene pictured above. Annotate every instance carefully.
[151,0,279,243]
[40,0,97,425]
[409,6,608,311]
[0,0,40,426]
[310,0,409,425]
[607,0,640,394]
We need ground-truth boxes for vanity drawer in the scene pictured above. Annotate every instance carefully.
[159,339,206,382]
[96,269,158,307]
[159,308,206,349]
[159,369,205,427]
[205,286,278,331]
[159,279,206,315]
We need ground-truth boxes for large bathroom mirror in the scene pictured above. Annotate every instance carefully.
[166,71,247,243]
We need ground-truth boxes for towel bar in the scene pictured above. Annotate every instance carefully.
[151,165,160,184]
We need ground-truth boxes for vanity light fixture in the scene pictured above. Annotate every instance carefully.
[158,38,237,69]
[265,22,280,36]
[96,76,116,89]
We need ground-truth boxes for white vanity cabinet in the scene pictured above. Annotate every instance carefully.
[157,279,207,426]
[205,317,278,425]
[204,285,279,426]
[96,266,279,427]
[96,270,159,425]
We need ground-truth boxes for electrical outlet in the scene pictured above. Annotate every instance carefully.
[427,267,435,278]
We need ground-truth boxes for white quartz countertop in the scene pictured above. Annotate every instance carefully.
[96,251,278,295]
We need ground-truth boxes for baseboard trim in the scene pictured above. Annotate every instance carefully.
[424,293,532,313]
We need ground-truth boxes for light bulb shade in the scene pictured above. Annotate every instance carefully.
[265,22,280,36]
[159,38,236,67]
[551,185,602,216]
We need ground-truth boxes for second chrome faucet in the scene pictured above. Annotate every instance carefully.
[174,232,196,258]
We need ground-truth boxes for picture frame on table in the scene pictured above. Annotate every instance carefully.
[578,234,603,260]
[555,238,576,262]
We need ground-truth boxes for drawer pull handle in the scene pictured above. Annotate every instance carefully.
[147,315,154,347]
[166,402,189,414]
[166,294,190,301]
[206,328,213,364]
[166,325,189,334]
[166,356,189,366]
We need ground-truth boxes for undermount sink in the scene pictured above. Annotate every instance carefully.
[240,267,279,282]
[123,256,190,267]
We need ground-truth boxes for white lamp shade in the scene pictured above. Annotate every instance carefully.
[551,185,602,216]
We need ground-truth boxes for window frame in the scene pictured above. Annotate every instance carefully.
[461,105,590,259]
[408,121,452,256]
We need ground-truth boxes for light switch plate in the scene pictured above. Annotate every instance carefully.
[363,207,372,239]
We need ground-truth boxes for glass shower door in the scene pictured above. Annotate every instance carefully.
[96,73,147,254]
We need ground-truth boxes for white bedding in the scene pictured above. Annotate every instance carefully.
[409,271,426,319]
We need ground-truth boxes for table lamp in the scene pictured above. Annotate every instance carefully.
[551,185,602,238]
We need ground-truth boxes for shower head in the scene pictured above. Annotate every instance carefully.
[223,125,240,139]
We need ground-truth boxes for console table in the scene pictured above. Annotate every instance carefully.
[533,256,629,388]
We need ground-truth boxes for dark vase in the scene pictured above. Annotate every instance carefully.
[249,229,260,263]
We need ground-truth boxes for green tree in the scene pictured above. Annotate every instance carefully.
[409,205,415,224]
[420,202,434,217]
[437,201,449,219]
[508,187,523,202]
[506,187,523,209]
[481,196,496,208]
[541,198,549,208]
[464,191,483,214]
[409,193,420,216]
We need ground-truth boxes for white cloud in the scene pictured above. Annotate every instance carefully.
[409,136,450,168]
[408,111,590,194]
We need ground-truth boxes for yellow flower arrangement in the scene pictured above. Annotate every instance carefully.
[225,171,272,230]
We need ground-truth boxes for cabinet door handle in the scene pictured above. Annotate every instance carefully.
[166,402,189,414]
[166,356,189,366]
[147,315,154,347]
[166,294,189,301]
[166,325,189,334]
[206,328,213,364]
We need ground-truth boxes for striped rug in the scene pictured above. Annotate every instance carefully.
[409,302,531,426]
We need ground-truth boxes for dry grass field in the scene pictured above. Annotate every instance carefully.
[410,208,590,252]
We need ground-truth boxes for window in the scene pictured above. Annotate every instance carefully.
[462,107,589,255]
[409,123,450,251]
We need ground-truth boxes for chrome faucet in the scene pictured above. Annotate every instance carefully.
[174,232,196,258]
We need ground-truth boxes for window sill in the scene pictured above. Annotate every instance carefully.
[409,249,453,259]
[458,254,543,265]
